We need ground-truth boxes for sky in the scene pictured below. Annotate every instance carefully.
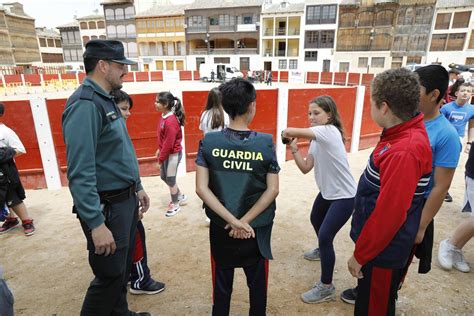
[12,0,190,29]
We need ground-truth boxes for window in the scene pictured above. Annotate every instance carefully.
[306,5,337,24]
[70,49,78,61]
[446,33,466,51]
[393,35,408,51]
[166,20,173,28]
[97,21,105,28]
[189,16,205,27]
[125,6,134,19]
[430,34,447,51]
[47,38,54,47]
[80,22,88,29]
[99,35,106,40]
[339,62,349,72]
[105,9,114,20]
[82,36,90,44]
[39,38,47,47]
[219,14,234,26]
[115,8,125,20]
[469,32,474,49]
[116,25,126,38]
[305,30,335,48]
[126,24,136,38]
[371,57,385,68]
[358,57,368,68]
[452,11,471,29]
[339,13,355,27]
[88,21,96,29]
[358,11,373,27]
[61,32,68,43]
[391,57,402,69]
[289,59,297,69]
[404,8,414,25]
[55,39,61,47]
[128,42,137,57]
[376,10,393,26]
[466,57,474,64]
[406,56,422,64]
[435,13,451,30]
[305,51,318,61]
[243,15,253,24]
[279,59,287,69]
[107,25,117,38]
[63,49,71,61]
[214,57,230,63]
[91,36,98,40]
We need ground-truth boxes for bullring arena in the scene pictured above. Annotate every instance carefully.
[0,72,473,315]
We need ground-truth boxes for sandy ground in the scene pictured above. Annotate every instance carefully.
[1,148,473,315]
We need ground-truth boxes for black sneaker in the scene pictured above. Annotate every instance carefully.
[340,287,357,305]
[462,201,472,213]
[444,192,453,202]
[130,280,165,295]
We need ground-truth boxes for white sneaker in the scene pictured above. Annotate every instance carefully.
[165,202,181,217]
[178,194,188,205]
[452,248,471,273]
[438,239,454,270]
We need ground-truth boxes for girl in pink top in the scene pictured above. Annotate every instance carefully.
[155,91,187,217]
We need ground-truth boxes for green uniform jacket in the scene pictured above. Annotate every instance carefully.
[62,77,142,230]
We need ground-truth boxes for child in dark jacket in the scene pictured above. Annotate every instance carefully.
[347,68,433,316]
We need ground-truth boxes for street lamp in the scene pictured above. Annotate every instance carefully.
[367,28,375,74]
[204,33,210,55]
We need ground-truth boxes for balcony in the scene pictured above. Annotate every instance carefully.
[236,48,258,54]
[276,28,286,36]
[188,47,258,55]
[209,25,235,32]
[264,28,273,36]
[187,26,207,33]
[275,50,286,56]
[236,24,257,32]
[189,48,208,55]
[289,28,300,36]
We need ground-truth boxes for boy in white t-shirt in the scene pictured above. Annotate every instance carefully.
[0,103,35,236]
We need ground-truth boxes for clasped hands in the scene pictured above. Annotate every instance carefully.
[225,218,255,239]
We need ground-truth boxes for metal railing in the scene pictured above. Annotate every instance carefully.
[187,26,207,33]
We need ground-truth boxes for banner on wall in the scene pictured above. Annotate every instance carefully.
[163,71,179,82]
[289,71,304,84]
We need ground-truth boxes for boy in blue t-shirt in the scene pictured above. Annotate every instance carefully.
[440,82,473,139]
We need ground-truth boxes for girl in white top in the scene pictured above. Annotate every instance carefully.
[199,88,229,135]
[282,95,357,304]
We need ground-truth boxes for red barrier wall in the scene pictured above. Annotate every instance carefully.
[361,73,374,86]
[123,72,134,82]
[4,74,22,84]
[23,74,41,86]
[359,87,382,149]
[286,87,357,160]
[182,89,279,172]
[2,100,46,189]
[279,71,288,82]
[320,72,333,85]
[150,71,163,81]
[60,74,77,81]
[193,70,199,80]
[78,73,86,83]
[306,72,319,84]
[334,72,347,86]
[135,72,149,82]
[43,74,59,81]
[272,71,278,82]
[179,71,193,81]
[46,98,68,185]
[348,73,361,86]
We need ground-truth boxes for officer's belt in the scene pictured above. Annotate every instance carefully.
[98,183,136,204]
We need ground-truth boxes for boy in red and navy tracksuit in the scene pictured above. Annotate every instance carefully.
[347,68,432,316]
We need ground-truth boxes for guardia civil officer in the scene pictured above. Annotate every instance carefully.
[62,40,151,316]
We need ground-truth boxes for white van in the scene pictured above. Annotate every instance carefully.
[199,63,243,82]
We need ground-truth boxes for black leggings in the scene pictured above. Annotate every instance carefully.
[310,193,354,284]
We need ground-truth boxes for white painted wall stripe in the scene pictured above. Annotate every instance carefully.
[276,86,289,165]
[350,85,366,153]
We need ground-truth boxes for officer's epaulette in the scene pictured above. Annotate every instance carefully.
[79,85,95,101]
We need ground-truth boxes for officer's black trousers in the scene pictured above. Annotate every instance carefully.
[211,257,269,316]
[79,194,138,316]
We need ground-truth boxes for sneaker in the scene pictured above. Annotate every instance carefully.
[301,282,336,304]
[0,217,20,234]
[452,248,471,273]
[129,312,151,316]
[444,192,453,202]
[438,239,454,270]
[340,287,357,305]
[178,194,188,205]
[462,201,472,213]
[22,219,35,236]
[130,280,166,295]
[304,248,321,261]
[165,202,181,217]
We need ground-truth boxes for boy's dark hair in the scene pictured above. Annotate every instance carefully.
[219,78,256,119]
[415,65,449,104]
[0,103,4,116]
[111,89,133,109]
[157,91,185,126]
[84,58,100,74]
[371,68,420,122]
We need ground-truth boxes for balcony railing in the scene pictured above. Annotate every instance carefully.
[275,50,286,56]
[264,28,273,36]
[276,28,286,36]
[236,48,258,54]
[188,47,258,55]
[187,26,207,33]
[208,25,235,32]
[289,28,300,36]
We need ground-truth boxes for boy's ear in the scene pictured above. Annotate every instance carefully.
[431,89,441,102]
